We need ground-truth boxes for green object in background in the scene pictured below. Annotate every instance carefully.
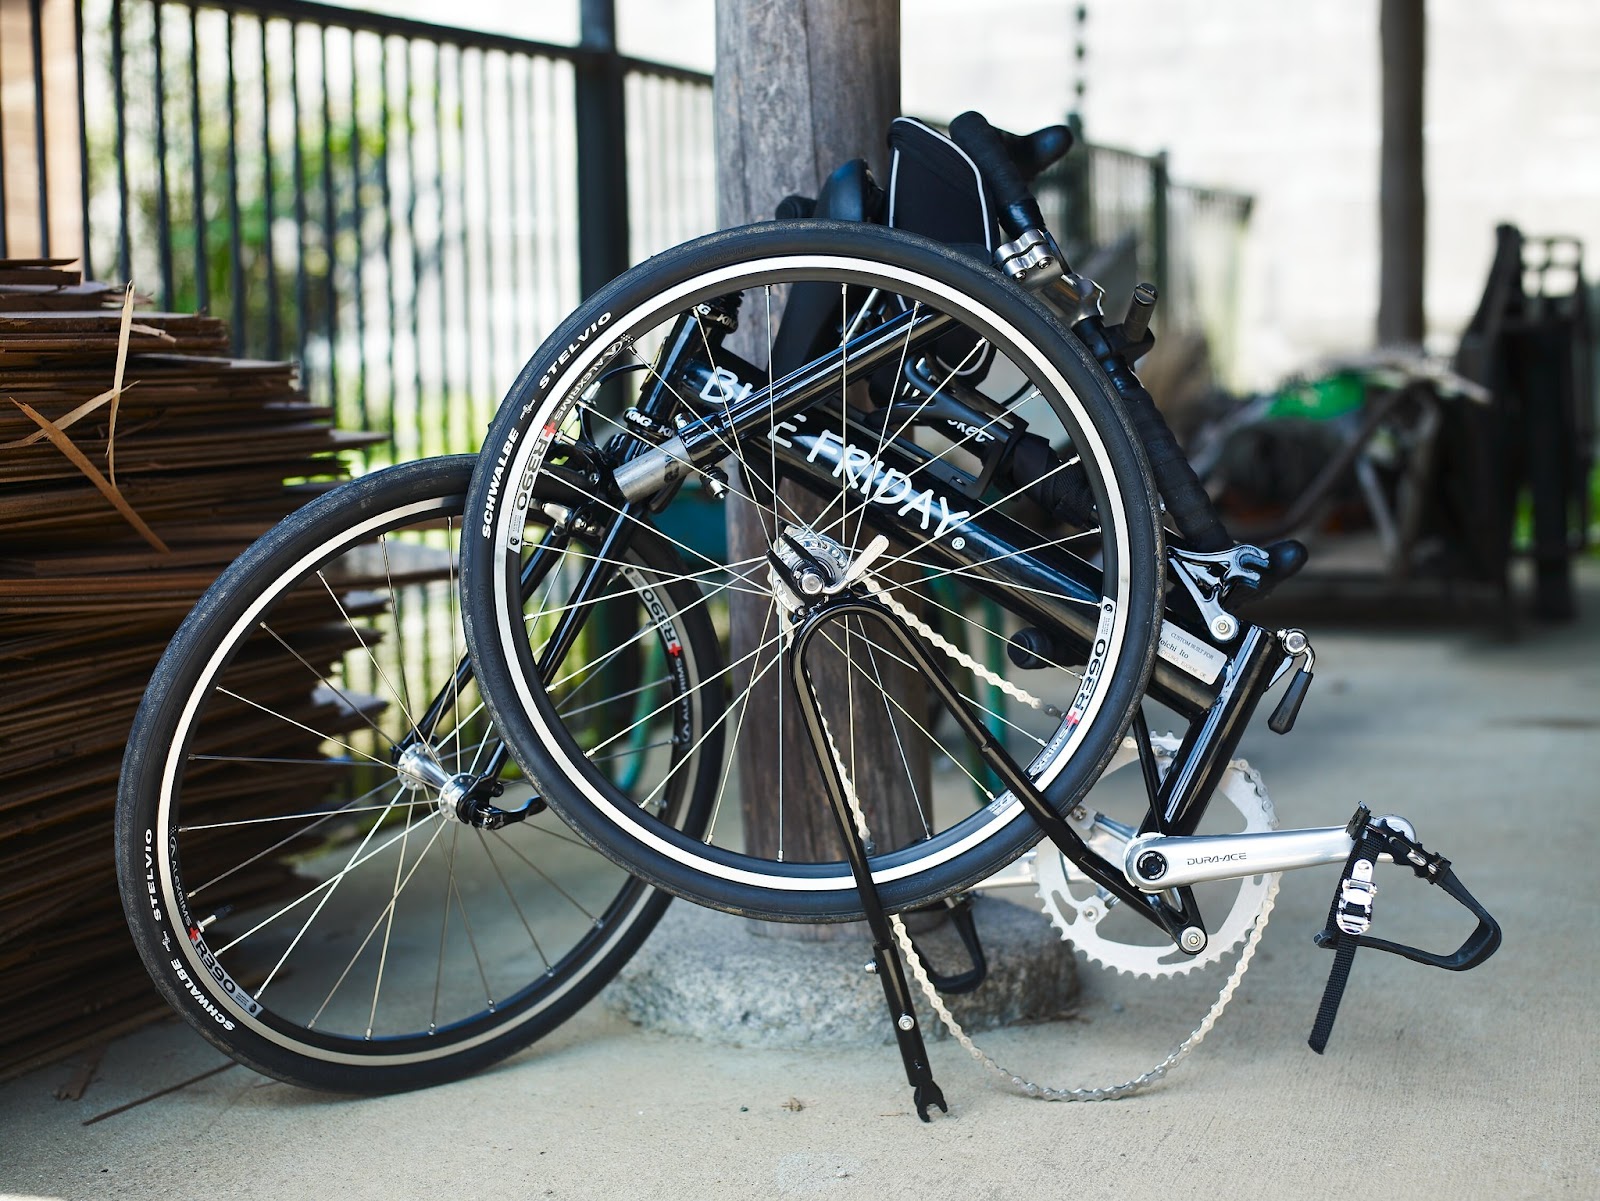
[1265,370,1367,421]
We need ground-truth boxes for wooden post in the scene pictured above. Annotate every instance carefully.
[1378,0,1426,345]
[714,0,928,922]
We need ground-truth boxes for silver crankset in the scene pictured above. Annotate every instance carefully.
[1034,732,1278,978]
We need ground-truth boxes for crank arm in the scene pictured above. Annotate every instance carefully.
[1123,820,1411,891]
[971,806,1137,892]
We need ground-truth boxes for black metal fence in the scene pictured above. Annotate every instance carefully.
[3,0,714,468]
[3,2,1248,459]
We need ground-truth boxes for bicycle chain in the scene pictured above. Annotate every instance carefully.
[858,576,1066,722]
[821,576,1280,1101]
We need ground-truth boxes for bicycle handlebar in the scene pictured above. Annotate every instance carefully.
[949,111,1047,242]
[950,110,1238,554]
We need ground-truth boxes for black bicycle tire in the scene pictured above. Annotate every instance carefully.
[462,221,1163,923]
[116,456,720,1092]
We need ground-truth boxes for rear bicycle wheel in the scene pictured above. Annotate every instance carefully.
[463,221,1164,923]
[116,456,720,1092]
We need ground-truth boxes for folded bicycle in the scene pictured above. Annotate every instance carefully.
[116,112,1499,1118]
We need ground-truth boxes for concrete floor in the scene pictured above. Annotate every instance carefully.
[3,564,1597,1201]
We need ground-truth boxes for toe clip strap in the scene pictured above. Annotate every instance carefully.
[1307,807,1502,1054]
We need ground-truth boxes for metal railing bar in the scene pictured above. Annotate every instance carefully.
[629,73,648,259]
[348,28,368,431]
[533,56,555,337]
[554,60,578,314]
[180,0,591,62]
[146,0,713,83]
[152,1,174,308]
[379,33,398,456]
[654,77,668,254]
[225,11,244,352]
[261,17,280,357]
[112,0,131,283]
[679,81,695,240]
[75,0,91,277]
[319,23,337,406]
[453,44,473,453]
[431,40,447,459]
[187,3,206,312]
[290,18,307,377]
[478,47,497,430]
[508,53,529,368]
[617,58,709,87]
[404,38,422,460]
[30,0,52,256]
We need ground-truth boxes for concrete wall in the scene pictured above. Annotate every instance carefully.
[903,0,1600,390]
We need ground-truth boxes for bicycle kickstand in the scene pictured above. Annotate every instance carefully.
[785,603,949,1122]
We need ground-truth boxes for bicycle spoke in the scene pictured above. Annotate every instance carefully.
[447,515,466,775]
[367,791,414,1036]
[446,832,497,1012]
[594,613,786,774]
[489,834,600,924]
[254,620,402,751]
[818,627,997,804]
[861,632,932,838]
[247,801,434,996]
[559,680,676,722]
[826,620,1049,749]
[476,830,550,971]
[214,688,397,773]
[181,795,435,834]
[863,451,1089,584]
[690,620,791,842]
[315,567,426,748]
[214,802,436,964]
[377,533,418,728]
[184,777,412,900]
[704,599,777,848]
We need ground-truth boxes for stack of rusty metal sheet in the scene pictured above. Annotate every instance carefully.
[0,259,378,1079]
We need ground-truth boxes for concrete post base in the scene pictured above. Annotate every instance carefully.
[606,895,1079,1048]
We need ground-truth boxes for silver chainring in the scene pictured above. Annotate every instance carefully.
[1036,732,1278,978]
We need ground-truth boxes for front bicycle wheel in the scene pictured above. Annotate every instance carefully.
[463,222,1163,923]
[116,456,720,1092]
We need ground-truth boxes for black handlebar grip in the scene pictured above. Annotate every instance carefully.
[949,111,1045,240]
[998,124,1074,181]
[1075,317,1233,552]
